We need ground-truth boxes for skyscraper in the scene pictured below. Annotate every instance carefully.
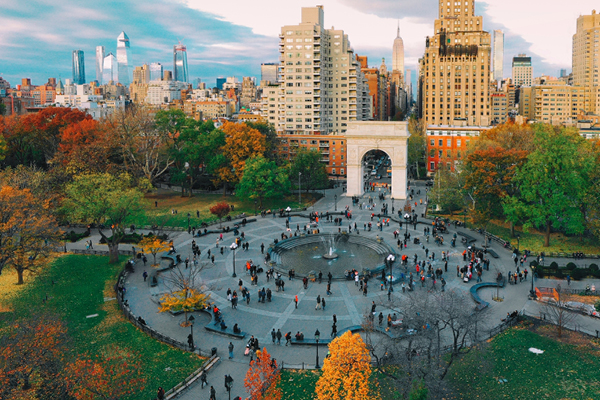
[173,43,189,83]
[493,30,504,81]
[96,46,105,84]
[512,54,532,87]
[572,9,600,87]
[149,63,163,81]
[392,22,405,74]
[117,31,131,85]
[261,6,370,135]
[133,64,150,84]
[419,0,492,126]
[103,53,117,84]
[72,50,85,85]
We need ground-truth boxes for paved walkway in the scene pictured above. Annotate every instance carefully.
[67,182,600,400]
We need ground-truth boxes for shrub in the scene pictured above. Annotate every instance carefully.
[63,230,90,242]
[571,268,587,281]
[529,260,538,268]
[556,269,564,279]
[566,262,577,270]
[535,267,545,279]
[589,263,599,272]
[595,300,600,312]
[550,261,559,269]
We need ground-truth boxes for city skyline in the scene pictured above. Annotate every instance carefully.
[0,0,597,88]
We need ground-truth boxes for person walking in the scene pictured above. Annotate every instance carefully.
[315,295,321,310]
[200,371,208,388]
[143,270,148,282]
[276,329,282,345]
[294,295,298,309]
[326,282,332,295]
[228,342,234,359]
[271,328,277,344]
[321,297,326,310]
[209,386,216,400]
[331,323,337,337]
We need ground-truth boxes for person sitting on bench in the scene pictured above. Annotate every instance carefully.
[295,331,304,340]
[233,323,241,334]
[220,320,227,330]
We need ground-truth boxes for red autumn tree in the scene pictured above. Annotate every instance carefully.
[66,345,147,400]
[244,347,282,400]
[210,201,231,227]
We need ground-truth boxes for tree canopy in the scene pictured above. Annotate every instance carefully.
[236,155,290,208]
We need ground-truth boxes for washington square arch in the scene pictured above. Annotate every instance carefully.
[345,121,410,201]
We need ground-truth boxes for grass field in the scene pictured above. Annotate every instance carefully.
[0,254,205,399]
[447,326,600,399]
[131,190,323,229]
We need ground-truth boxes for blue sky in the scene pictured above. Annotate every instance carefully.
[0,0,595,88]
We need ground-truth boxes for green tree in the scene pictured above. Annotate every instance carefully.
[428,167,464,215]
[63,173,144,263]
[0,102,6,116]
[245,121,280,162]
[237,155,290,208]
[289,148,328,193]
[503,125,593,247]
[407,117,426,179]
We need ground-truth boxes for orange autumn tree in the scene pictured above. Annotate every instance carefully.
[0,314,71,399]
[315,331,379,400]
[139,236,170,266]
[244,347,282,400]
[0,186,62,284]
[215,121,267,192]
[66,345,146,400]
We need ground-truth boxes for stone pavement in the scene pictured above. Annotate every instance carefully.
[67,182,600,400]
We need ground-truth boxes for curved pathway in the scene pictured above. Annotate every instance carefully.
[93,183,600,400]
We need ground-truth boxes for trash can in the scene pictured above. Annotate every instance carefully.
[211,347,217,356]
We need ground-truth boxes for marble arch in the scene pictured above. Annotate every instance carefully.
[345,121,410,201]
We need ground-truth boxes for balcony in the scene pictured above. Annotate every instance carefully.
[319,143,330,148]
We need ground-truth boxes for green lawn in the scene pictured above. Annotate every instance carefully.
[1,254,205,399]
[447,327,600,399]
[277,369,321,400]
[132,190,323,229]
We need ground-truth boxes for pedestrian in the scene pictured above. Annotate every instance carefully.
[246,291,251,304]
[200,371,207,388]
[456,265,460,277]
[315,295,321,310]
[322,297,326,310]
[333,314,337,324]
[261,243,265,254]
[363,285,368,296]
[271,328,277,344]
[285,331,292,346]
[567,275,571,285]
[157,387,165,400]
[371,301,376,313]
[276,329,282,345]
[326,282,332,295]
[210,386,216,400]
[143,270,148,282]
[294,295,298,309]
[378,312,383,325]
[228,342,234,359]
[331,323,337,337]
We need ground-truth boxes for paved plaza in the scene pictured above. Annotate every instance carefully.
[71,182,600,400]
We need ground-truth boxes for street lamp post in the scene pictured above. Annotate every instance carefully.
[187,213,191,230]
[530,266,536,299]
[299,172,302,206]
[254,200,257,216]
[315,329,320,368]
[334,194,337,211]
[230,242,238,277]
[404,213,410,236]
[188,315,195,351]
[391,197,395,214]
[516,235,521,254]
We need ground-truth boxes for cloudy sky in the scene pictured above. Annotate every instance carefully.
[0,0,596,89]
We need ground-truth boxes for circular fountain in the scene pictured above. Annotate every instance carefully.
[270,233,393,279]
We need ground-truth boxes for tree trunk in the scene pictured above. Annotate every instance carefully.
[510,221,515,237]
[545,220,551,247]
[16,267,24,285]
[108,243,120,264]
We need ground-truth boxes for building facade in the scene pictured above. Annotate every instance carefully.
[102,53,117,84]
[150,63,163,81]
[426,124,491,173]
[419,0,492,127]
[392,24,405,75]
[261,63,279,84]
[572,10,600,87]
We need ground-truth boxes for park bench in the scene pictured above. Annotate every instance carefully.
[202,308,246,339]
[470,280,505,311]
[457,231,477,244]
[486,249,499,258]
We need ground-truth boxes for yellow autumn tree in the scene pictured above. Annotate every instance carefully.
[315,331,379,400]
[159,264,210,326]
[138,236,170,266]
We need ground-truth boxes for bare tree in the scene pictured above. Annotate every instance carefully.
[158,263,212,326]
[541,284,577,338]
[364,289,481,399]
